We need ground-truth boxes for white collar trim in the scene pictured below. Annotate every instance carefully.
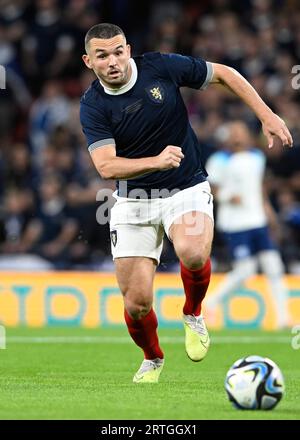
[100,58,137,95]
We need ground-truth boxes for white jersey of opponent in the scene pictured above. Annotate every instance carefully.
[206,149,267,232]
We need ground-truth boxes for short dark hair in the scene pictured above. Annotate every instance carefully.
[85,23,125,51]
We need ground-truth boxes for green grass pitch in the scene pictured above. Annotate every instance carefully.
[0,327,299,420]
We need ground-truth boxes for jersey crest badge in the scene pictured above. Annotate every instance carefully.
[146,83,165,103]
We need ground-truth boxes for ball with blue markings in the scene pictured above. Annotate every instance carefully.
[225,355,284,410]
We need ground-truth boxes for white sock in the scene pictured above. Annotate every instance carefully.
[258,250,290,328]
[207,257,257,309]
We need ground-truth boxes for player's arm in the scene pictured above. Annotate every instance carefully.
[210,63,293,149]
[90,144,184,180]
[206,155,240,205]
[212,184,241,205]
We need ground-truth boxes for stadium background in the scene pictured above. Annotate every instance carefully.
[0,0,300,330]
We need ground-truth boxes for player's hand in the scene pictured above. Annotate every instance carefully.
[262,113,293,149]
[229,195,242,205]
[155,145,184,170]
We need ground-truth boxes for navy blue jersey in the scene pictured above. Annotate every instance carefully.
[80,52,213,197]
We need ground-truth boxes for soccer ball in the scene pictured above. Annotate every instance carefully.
[225,355,284,410]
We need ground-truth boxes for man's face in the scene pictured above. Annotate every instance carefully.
[82,35,131,88]
[227,122,251,151]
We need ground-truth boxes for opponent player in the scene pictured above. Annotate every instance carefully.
[206,121,290,328]
[80,23,293,382]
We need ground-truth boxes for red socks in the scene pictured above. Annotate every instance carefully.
[124,308,164,360]
[124,260,211,358]
[180,258,211,316]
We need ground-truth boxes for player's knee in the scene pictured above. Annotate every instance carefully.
[180,248,209,270]
[124,296,152,320]
[176,241,210,270]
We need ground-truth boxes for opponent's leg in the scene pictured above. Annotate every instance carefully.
[115,257,164,382]
[206,256,258,310]
[170,211,214,361]
[258,250,290,328]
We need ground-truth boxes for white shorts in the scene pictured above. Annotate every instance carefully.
[109,181,214,264]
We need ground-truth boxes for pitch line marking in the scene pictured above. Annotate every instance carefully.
[6,335,291,344]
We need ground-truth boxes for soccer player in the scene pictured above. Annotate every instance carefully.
[80,23,293,383]
[206,121,290,328]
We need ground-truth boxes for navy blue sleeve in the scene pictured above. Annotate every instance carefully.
[80,101,115,153]
[161,53,213,89]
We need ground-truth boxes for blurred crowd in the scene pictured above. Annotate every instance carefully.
[0,0,300,272]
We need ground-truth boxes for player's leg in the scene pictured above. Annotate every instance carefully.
[162,182,214,361]
[248,226,290,328]
[115,256,164,382]
[206,230,258,312]
[169,210,213,361]
[206,259,258,310]
[170,210,213,312]
[163,181,215,312]
[259,250,290,328]
[110,195,165,382]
